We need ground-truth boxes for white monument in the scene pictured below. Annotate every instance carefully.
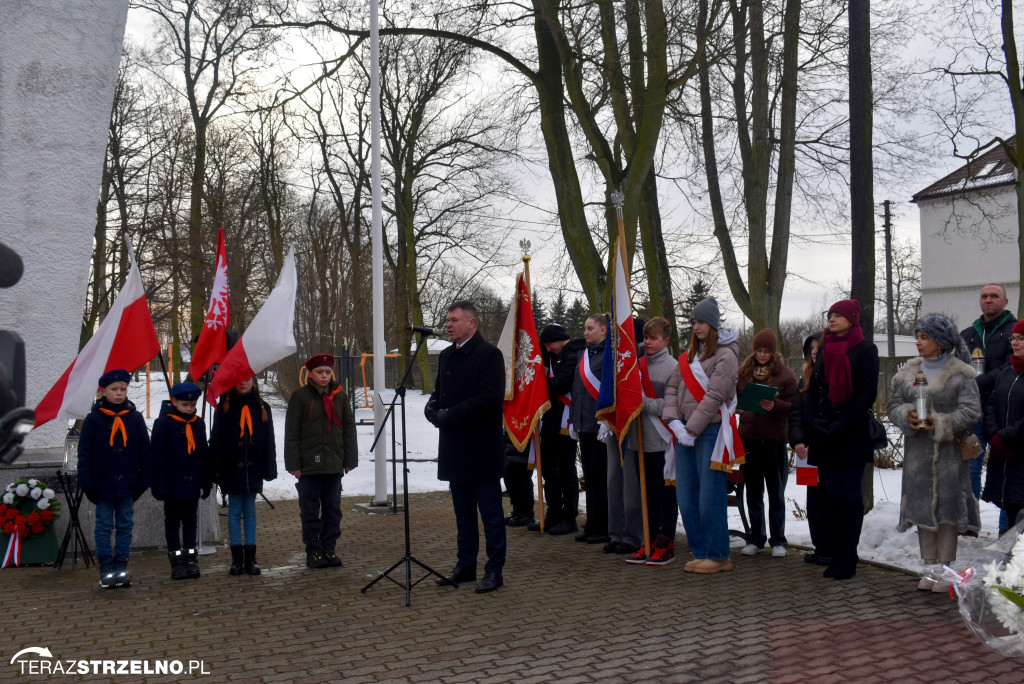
[0,0,131,450]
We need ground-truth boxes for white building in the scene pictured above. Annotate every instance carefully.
[912,138,1020,329]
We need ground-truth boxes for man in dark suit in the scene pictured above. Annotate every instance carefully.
[426,301,507,593]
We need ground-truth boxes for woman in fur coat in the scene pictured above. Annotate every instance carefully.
[887,314,981,591]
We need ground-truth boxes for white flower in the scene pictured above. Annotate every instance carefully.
[42,489,55,500]
[27,478,38,487]
[15,484,28,497]
[4,484,12,493]
[37,499,49,510]
[29,487,42,500]
[2,492,13,505]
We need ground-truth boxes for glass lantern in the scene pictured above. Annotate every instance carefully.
[64,426,80,473]
[912,371,930,421]
[971,348,986,376]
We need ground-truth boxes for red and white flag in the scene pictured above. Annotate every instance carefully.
[189,227,230,381]
[34,237,160,428]
[499,274,551,451]
[206,245,297,404]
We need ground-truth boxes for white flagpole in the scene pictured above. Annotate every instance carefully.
[370,0,388,505]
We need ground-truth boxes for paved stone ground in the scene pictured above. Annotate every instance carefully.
[2,491,1019,683]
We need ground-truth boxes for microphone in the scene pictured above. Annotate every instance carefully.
[406,324,437,336]
[0,243,24,288]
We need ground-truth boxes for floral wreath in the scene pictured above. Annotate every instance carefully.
[1,478,61,539]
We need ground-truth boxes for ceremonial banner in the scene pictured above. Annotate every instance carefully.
[189,227,230,381]
[34,237,160,428]
[500,274,551,451]
[595,237,643,446]
[206,245,297,404]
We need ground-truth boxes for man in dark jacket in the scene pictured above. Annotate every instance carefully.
[961,284,1017,502]
[530,324,584,535]
[426,301,506,593]
[285,354,358,569]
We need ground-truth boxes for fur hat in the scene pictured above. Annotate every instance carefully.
[691,297,720,331]
[304,354,335,371]
[752,328,777,354]
[98,369,130,388]
[828,299,861,328]
[539,324,570,345]
[914,314,971,364]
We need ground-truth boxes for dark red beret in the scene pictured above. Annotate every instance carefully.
[304,354,335,371]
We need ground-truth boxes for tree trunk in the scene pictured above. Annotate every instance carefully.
[848,0,875,339]
[83,155,111,350]
[188,121,208,342]
[1000,0,1024,319]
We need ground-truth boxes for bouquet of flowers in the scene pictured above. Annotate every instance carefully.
[952,520,1024,658]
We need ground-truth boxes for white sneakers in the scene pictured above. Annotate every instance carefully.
[741,544,760,555]
[771,545,788,558]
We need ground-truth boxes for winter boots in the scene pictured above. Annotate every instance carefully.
[243,545,261,575]
[184,548,200,579]
[169,549,189,580]
[229,546,244,575]
[98,559,118,589]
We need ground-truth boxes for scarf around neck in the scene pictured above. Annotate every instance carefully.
[822,326,865,406]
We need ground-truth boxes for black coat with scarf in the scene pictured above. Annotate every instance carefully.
[962,311,1017,400]
[541,337,586,435]
[982,364,1024,507]
[151,401,213,500]
[211,389,278,495]
[802,336,879,469]
[78,398,152,501]
[429,331,505,482]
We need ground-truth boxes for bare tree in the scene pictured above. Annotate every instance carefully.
[134,0,278,340]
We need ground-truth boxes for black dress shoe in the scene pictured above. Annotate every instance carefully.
[587,535,611,545]
[547,520,578,536]
[527,521,542,532]
[602,541,617,553]
[474,572,503,593]
[436,566,476,587]
[615,542,639,554]
[574,532,591,543]
[507,514,535,527]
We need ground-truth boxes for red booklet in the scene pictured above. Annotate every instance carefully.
[796,465,818,487]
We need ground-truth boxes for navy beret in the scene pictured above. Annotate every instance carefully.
[98,369,131,388]
[169,382,202,401]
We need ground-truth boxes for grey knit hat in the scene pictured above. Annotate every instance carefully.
[691,297,720,331]
[914,313,971,364]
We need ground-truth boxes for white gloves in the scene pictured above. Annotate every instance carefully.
[597,422,614,444]
[668,420,687,443]
[679,430,696,447]
[568,424,579,440]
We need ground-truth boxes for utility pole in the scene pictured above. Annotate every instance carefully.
[883,200,895,357]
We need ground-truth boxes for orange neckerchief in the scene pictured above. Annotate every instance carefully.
[98,407,130,447]
[239,405,253,439]
[168,413,198,454]
[322,386,344,430]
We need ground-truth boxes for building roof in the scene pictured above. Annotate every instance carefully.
[911,136,1018,203]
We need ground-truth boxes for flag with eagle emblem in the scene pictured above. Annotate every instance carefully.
[190,227,230,381]
[500,274,551,451]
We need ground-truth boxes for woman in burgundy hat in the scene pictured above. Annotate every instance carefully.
[801,300,879,580]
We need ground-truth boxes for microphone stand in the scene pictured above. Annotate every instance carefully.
[361,330,446,605]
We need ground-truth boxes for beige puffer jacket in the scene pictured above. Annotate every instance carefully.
[662,329,740,437]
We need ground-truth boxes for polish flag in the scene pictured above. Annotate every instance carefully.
[189,227,230,381]
[206,245,297,404]
[34,237,160,428]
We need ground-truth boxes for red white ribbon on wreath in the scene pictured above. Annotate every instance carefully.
[2,533,21,568]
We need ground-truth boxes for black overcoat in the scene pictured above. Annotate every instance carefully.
[78,398,152,501]
[429,331,505,482]
[151,401,213,500]
[982,364,1024,507]
[802,337,879,469]
[211,390,278,495]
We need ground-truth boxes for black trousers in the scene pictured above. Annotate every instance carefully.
[806,477,830,557]
[634,449,666,544]
[504,462,534,518]
[658,484,678,540]
[296,473,343,555]
[539,431,580,524]
[741,439,789,548]
[820,464,866,577]
[579,432,608,536]
[450,479,507,575]
[163,498,198,552]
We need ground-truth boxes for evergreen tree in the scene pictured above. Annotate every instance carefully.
[566,296,588,338]
[548,289,568,327]
[532,287,548,331]
[678,278,713,344]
